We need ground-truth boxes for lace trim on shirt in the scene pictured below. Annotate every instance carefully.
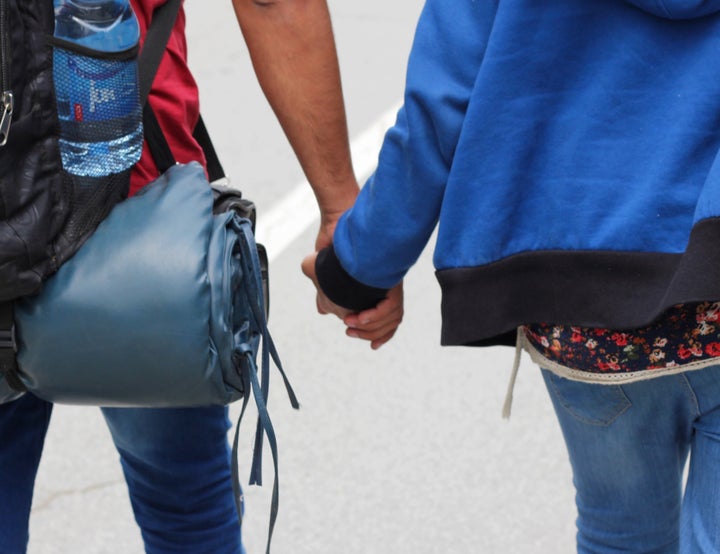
[523,302,720,383]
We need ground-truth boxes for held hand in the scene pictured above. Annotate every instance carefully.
[301,252,353,320]
[301,252,404,349]
[315,180,359,251]
[343,283,404,350]
[315,213,340,251]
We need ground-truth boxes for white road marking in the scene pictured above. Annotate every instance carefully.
[255,102,401,262]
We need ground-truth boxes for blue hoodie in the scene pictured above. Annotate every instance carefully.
[316,0,720,347]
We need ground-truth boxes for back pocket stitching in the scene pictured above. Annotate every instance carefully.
[547,373,632,426]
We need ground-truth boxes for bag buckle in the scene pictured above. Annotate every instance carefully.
[0,323,17,352]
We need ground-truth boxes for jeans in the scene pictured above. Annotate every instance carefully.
[542,365,720,554]
[0,393,243,554]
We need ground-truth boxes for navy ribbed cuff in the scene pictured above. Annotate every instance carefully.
[315,246,389,311]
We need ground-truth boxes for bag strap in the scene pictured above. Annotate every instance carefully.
[192,115,226,183]
[0,303,22,392]
[139,0,225,182]
[138,0,181,105]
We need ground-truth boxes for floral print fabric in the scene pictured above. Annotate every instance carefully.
[524,302,720,374]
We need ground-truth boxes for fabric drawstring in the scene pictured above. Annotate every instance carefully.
[231,219,300,554]
[502,327,524,419]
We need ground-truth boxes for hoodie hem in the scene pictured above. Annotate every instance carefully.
[437,217,720,346]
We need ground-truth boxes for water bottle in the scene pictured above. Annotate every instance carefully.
[53,0,143,177]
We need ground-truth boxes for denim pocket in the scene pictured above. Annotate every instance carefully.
[542,370,631,426]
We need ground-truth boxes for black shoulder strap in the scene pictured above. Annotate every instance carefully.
[138,0,182,105]
[139,0,225,182]
[0,302,23,392]
[193,115,226,183]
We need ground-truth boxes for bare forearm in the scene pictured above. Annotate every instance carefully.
[232,0,358,216]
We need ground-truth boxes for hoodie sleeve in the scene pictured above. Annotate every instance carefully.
[316,0,498,308]
[624,0,720,18]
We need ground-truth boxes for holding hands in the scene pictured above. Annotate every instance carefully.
[300,185,404,350]
[301,251,404,351]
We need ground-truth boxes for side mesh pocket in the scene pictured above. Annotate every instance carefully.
[58,169,132,257]
[50,38,141,264]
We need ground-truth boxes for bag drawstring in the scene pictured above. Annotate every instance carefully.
[502,327,524,419]
[231,218,300,554]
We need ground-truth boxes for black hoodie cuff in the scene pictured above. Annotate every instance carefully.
[315,245,389,311]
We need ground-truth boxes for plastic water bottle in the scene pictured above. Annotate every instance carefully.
[53,0,143,177]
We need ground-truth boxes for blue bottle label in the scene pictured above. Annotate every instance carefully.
[55,49,139,125]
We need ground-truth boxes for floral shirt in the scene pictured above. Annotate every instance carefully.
[523,302,720,382]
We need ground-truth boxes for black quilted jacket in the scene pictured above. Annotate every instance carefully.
[0,0,69,301]
[0,0,130,303]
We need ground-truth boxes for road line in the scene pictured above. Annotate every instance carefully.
[255,102,401,262]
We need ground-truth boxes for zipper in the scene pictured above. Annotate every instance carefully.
[0,0,13,147]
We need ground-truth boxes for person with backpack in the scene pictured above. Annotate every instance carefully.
[0,0,393,552]
[302,1,720,551]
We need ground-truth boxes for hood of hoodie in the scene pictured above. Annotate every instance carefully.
[624,0,720,19]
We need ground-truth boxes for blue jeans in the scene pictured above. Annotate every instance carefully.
[542,365,720,554]
[0,393,243,554]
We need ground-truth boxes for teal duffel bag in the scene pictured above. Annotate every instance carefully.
[14,162,294,408]
[5,162,298,550]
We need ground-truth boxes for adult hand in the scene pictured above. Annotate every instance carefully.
[315,208,344,252]
[301,252,353,320]
[315,183,359,251]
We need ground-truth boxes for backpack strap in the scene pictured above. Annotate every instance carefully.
[139,0,225,182]
[138,0,180,174]
[138,0,182,105]
[144,109,225,182]
[192,115,226,183]
[0,302,23,392]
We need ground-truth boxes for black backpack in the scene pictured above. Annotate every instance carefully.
[0,0,261,386]
[0,0,84,297]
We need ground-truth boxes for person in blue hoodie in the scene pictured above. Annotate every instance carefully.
[303,1,720,551]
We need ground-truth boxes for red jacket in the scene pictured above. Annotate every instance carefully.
[129,0,206,196]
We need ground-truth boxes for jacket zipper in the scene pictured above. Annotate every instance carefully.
[0,0,13,147]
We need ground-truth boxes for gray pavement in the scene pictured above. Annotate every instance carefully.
[26,1,578,553]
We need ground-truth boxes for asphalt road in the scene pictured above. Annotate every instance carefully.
[25,2,578,553]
